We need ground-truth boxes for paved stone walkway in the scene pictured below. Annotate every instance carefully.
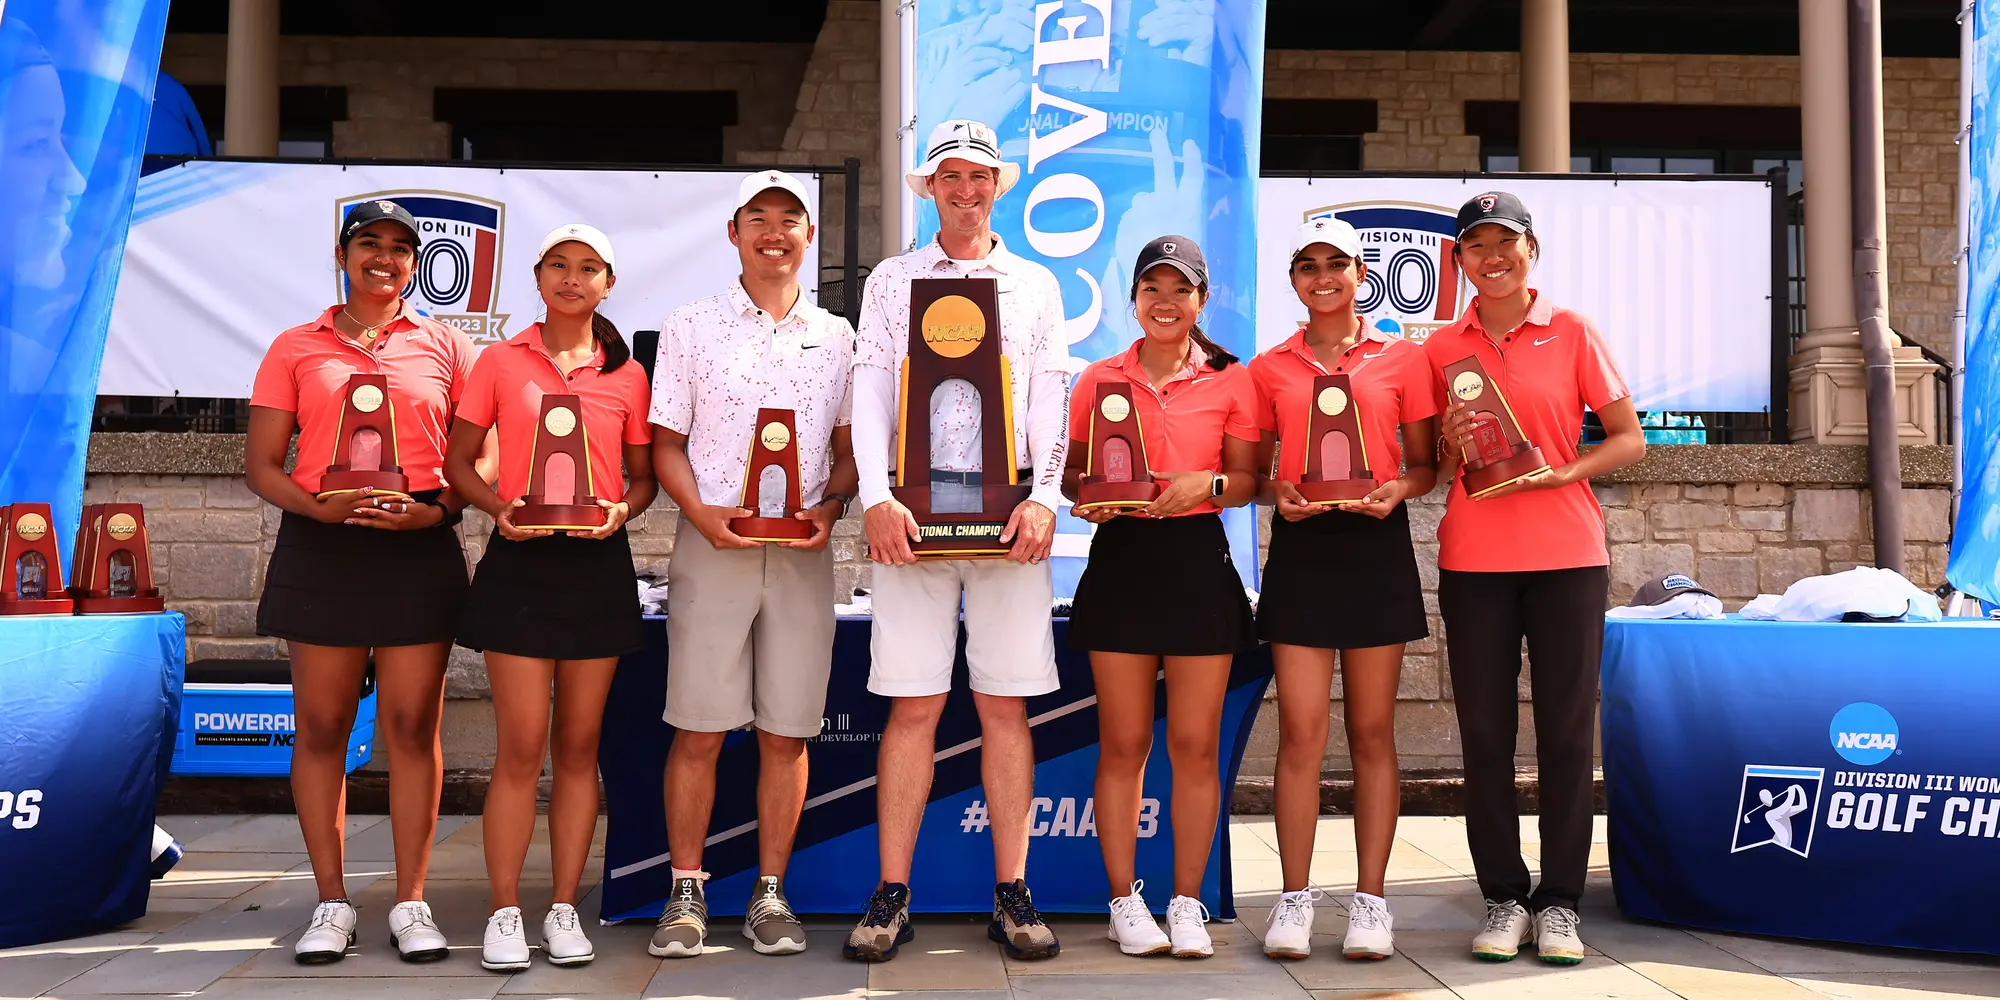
[5,814,1997,999]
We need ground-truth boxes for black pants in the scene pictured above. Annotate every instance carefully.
[1439,565,1607,911]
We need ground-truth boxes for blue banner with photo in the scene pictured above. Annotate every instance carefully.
[0,0,170,558]
[1955,1,2000,606]
[913,0,1267,597]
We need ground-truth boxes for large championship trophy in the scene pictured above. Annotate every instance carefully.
[893,278,1026,557]
[0,503,75,615]
[1442,356,1550,499]
[731,407,813,543]
[1074,381,1158,513]
[514,393,608,531]
[1293,373,1380,505]
[70,503,165,613]
[317,374,413,501]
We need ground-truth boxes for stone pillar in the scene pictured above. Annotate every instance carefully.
[1519,0,1571,172]
[222,0,279,156]
[1788,0,1939,443]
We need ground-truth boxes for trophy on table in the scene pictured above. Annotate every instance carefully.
[317,373,413,501]
[513,393,608,531]
[69,503,165,614]
[1442,355,1550,499]
[731,407,813,543]
[1074,381,1158,513]
[1293,373,1381,505]
[0,503,75,615]
[892,277,1027,557]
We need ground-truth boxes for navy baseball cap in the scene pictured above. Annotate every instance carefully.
[1132,235,1207,293]
[1454,191,1532,242]
[340,199,421,247]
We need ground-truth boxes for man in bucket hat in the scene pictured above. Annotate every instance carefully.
[843,119,1069,963]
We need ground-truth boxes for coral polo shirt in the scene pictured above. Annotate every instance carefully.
[457,324,653,504]
[1422,292,1630,572]
[1067,338,1259,517]
[1249,325,1438,485]
[249,302,476,494]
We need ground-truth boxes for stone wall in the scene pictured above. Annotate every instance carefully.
[1262,50,1961,356]
[84,434,1954,776]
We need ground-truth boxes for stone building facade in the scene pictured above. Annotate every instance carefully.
[159,1,1963,355]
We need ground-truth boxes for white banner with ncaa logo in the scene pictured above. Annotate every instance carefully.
[1257,175,1774,413]
[99,161,824,398]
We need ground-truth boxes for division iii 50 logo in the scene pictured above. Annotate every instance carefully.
[335,191,509,343]
[1303,202,1469,342]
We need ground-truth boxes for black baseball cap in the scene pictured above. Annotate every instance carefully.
[1454,191,1532,242]
[1132,235,1207,294]
[340,199,421,248]
[1632,573,1716,607]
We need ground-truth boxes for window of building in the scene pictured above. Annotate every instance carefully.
[1467,102,1801,188]
[436,89,737,165]
[1261,98,1376,173]
[184,84,346,157]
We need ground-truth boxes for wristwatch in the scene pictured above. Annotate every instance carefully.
[1209,473,1227,498]
[819,492,856,517]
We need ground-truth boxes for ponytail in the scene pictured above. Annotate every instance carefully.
[1189,325,1237,370]
[592,312,631,374]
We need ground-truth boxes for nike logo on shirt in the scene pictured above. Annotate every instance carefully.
[1533,335,1559,347]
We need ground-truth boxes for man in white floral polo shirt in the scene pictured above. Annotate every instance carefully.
[648,170,858,961]
[842,119,1070,964]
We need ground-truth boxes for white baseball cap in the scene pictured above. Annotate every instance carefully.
[1289,217,1364,261]
[734,170,814,221]
[905,119,1021,199]
[537,223,616,271]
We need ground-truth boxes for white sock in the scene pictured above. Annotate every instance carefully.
[1354,891,1386,908]
[670,867,709,882]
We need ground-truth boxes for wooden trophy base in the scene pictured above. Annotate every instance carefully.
[1296,477,1381,506]
[514,499,607,532]
[317,469,413,502]
[0,596,76,615]
[1462,447,1552,500]
[1074,479,1159,513]
[894,483,1028,559]
[72,592,166,614]
[731,514,813,543]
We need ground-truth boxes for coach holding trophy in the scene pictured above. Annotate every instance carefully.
[844,119,1070,963]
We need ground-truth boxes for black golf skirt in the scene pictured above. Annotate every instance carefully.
[458,527,644,660]
[257,489,468,648]
[1257,502,1428,650]
[1067,513,1254,656]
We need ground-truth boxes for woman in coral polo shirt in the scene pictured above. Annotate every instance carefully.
[1424,192,1645,966]
[444,224,655,972]
[245,200,478,965]
[1249,218,1439,963]
[1062,236,1258,961]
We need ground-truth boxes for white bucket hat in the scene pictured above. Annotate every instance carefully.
[905,119,1020,199]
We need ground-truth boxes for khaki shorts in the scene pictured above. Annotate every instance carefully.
[867,557,1059,698]
[664,521,836,738]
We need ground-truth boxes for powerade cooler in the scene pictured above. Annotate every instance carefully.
[170,659,374,776]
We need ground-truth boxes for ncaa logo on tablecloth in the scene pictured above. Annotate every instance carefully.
[1830,702,1899,765]
[1303,201,1468,342]
[1732,764,1825,858]
[335,190,510,343]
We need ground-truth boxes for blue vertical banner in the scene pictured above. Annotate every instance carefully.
[914,0,1268,596]
[0,1,170,558]
[1957,1,2000,605]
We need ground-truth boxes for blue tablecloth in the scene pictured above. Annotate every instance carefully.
[1603,615,2000,955]
[599,616,1273,920]
[0,613,185,948]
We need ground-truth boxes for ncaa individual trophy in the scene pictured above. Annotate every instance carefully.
[513,393,608,531]
[1293,373,1380,505]
[1074,381,1158,513]
[69,503,165,613]
[730,407,813,543]
[893,277,1026,557]
[1442,356,1550,499]
[0,503,75,615]
[317,373,414,501]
